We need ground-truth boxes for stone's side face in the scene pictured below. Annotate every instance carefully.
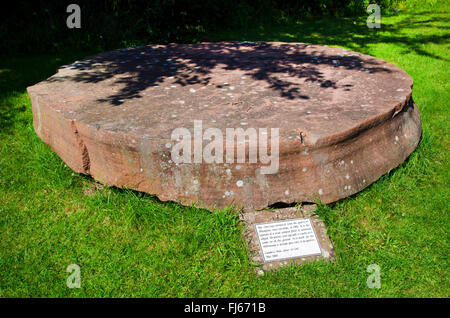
[242,206,335,271]
[27,42,422,211]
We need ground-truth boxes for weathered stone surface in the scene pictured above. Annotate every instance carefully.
[27,42,421,211]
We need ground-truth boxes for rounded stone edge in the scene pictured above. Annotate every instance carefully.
[27,80,422,211]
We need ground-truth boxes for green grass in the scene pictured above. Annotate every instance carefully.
[0,6,449,297]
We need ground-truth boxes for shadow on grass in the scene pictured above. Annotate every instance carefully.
[76,172,238,219]
[0,52,96,133]
[208,10,449,61]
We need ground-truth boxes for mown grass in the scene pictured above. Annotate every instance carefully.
[0,5,449,297]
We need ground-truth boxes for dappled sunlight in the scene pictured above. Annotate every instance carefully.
[52,42,389,106]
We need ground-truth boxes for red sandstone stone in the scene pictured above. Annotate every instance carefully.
[27,42,421,211]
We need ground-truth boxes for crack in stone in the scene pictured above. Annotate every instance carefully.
[71,121,91,174]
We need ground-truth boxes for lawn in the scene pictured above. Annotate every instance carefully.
[0,5,448,297]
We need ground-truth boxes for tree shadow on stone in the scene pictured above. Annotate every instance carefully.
[56,42,390,106]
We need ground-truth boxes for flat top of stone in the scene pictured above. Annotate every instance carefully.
[29,42,412,147]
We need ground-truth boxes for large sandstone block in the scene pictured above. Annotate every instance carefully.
[27,42,421,211]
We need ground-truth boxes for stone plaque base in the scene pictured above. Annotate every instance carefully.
[241,205,335,273]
